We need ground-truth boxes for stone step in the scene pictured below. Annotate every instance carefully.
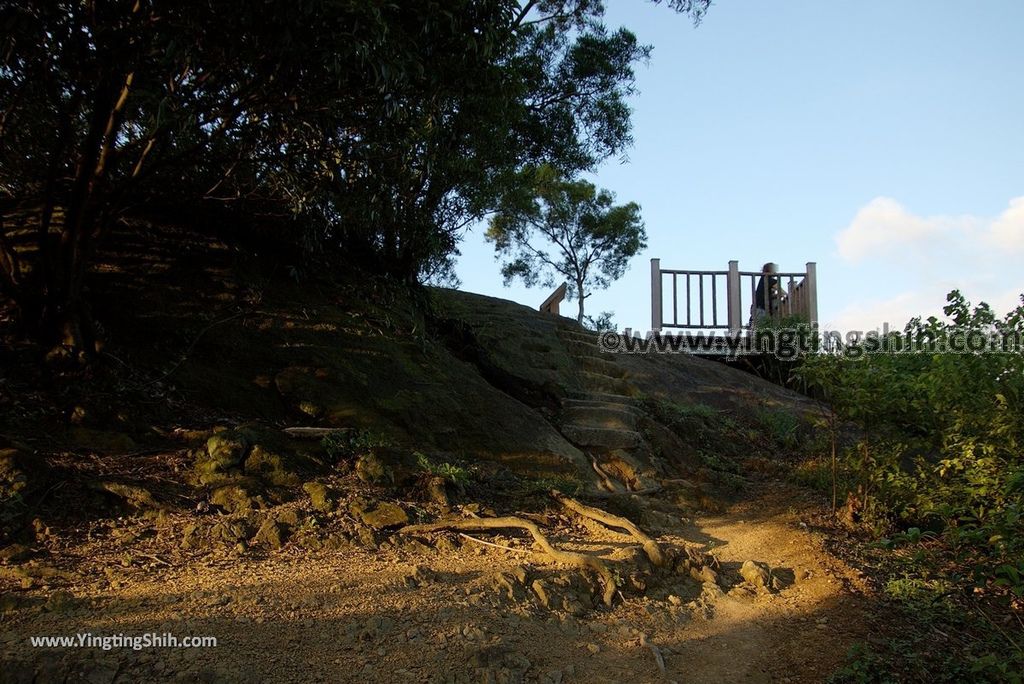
[557,329,599,344]
[561,339,602,358]
[562,404,639,430]
[578,355,626,379]
[579,371,635,396]
[561,425,643,450]
[566,391,636,406]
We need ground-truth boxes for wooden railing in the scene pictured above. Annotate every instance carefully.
[650,260,817,332]
[539,282,568,316]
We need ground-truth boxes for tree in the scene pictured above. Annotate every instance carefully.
[0,0,708,356]
[486,167,646,323]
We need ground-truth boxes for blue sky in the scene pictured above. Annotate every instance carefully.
[455,1,1024,332]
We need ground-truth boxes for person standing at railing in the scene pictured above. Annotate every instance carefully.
[751,262,781,326]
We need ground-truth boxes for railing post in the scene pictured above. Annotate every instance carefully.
[727,260,741,332]
[805,262,818,325]
[650,258,662,332]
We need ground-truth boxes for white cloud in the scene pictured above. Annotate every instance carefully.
[827,196,1024,331]
[837,196,1024,263]
[835,197,947,262]
[990,197,1024,251]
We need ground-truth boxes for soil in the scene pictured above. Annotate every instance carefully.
[1,480,877,683]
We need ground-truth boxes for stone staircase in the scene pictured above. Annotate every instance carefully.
[554,325,656,491]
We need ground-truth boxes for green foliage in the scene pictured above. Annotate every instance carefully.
[755,408,801,450]
[486,166,646,323]
[415,452,473,486]
[831,633,1023,684]
[0,1,709,350]
[583,311,617,332]
[800,290,1024,684]
[321,430,388,463]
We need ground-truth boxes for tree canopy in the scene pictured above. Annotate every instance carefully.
[0,0,709,355]
[486,166,646,323]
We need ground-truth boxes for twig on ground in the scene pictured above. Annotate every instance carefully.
[458,533,532,555]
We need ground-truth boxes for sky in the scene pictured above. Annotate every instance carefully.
[455,0,1024,333]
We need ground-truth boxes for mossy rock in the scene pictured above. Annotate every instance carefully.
[197,426,324,488]
[253,519,286,550]
[195,429,252,484]
[350,498,409,529]
[244,445,302,487]
[302,482,337,513]
[209,482,264,513]
[90,481,165,513]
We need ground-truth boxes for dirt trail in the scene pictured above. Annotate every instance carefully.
[2,481,873,683]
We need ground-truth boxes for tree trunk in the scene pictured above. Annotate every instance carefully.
[576,281,585,325]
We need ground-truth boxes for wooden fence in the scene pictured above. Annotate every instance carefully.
[650,260,817,332]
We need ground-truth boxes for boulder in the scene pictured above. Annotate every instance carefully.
[195,429,252,484]
[91,481,165,513]
[253,519,286,550]
[740,560,772,591]
[350,498,408,529]
[302,482,337,513]
[209,482,263,513]
[244,445,301,487]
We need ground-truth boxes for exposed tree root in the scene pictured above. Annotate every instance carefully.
[589,455,620,493]
[586,485,662,499]
[400,516,618,606]
[550,490,666,567]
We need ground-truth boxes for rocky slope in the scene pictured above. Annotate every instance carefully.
[0,222,871,683]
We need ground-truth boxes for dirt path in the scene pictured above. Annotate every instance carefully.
[2,482,873,683]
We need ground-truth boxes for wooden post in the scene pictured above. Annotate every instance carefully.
[727,260,741,332]
[651,258,662,331]
[805,262,818,325]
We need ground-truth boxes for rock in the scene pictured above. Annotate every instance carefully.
[740,560,772,591]
[92,481,165,513]
[0,544,32,563]
[44,590,76,613]
[253,519,286,550]
[275,508,305,528]
[209,483,262,513]
[244,445,301,487]
[350,498,408,529]
[355,452,393,486]
[404,564,437,588]
[302,482,337,513]
[586,643,601,654]
[195,430,251,484]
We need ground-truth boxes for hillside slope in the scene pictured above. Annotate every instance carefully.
[0,223,876,683]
